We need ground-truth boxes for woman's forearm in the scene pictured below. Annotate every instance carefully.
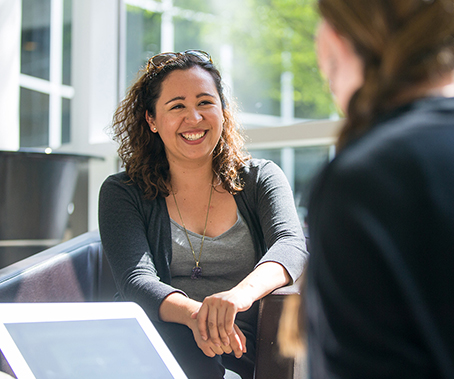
[233,261,291,303]
[159,292,201,326]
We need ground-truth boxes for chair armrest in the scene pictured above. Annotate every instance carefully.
[254,277,304,379]
[267,277,302,296]
[0,231,101,303]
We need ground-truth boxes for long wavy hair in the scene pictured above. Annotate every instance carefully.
[278,0,454,359]
[112,52,249,199]
[319,0,454,150]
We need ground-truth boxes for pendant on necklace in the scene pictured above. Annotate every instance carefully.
[191,266,202,280]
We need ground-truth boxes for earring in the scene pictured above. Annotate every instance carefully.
[153,127,157,132]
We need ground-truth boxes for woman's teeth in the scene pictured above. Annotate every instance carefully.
[182,131,205,141]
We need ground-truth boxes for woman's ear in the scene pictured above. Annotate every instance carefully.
[316,21,346,81]
[316,20,364,113]
[145,110,158,133]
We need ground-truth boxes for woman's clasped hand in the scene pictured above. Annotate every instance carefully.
[192,290,249,357]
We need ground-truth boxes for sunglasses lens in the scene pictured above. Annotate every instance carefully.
[184,50,212,63]
[151,53,178,67]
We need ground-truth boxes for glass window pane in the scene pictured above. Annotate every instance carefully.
[21,0,51,80]
[62,0,72,85]
[174,17,211,53]
[173,0,216,14]
[126,6,161,87]
[249,149,282,167]
[294,145,330,225]
[20,88,49,147]
[232,49,281,116]
[61,98,71,144]
[123,1,334,123]
[249,145,330,228]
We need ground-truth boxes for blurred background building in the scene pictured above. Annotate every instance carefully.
[0,0,341,264]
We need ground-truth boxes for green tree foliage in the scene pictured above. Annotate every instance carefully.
[212,0,336,119]
[125,0,335,119]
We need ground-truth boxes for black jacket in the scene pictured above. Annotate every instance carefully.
[307,97,454,378]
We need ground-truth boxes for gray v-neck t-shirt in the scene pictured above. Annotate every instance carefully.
[170,210,256,303]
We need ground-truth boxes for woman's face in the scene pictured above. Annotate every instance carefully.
[147,66,224,166]
[316,20,364,113]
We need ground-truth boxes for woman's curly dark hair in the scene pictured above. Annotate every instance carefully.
[112,52,250,199]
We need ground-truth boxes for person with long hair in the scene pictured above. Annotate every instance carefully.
[98,50,307,379]
[306,0,454,377]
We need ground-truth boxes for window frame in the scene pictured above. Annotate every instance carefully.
[19,0,74,149]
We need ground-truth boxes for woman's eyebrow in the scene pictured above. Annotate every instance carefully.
[165,96,185,105]
[165,93,214,105]
[197,92,216,98]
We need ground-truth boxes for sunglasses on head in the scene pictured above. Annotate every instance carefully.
[146,50,213,77]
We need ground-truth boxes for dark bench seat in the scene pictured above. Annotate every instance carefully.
[0,230,303,379]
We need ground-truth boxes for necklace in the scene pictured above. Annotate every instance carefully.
[172,183,213,279]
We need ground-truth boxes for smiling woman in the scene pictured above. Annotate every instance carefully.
[98,51,308,379]
[111,50,245,200]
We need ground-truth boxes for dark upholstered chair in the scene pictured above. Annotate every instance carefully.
[0,230,304,379]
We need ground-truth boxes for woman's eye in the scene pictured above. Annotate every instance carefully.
[170,104,184,110]
[199,100,213,106]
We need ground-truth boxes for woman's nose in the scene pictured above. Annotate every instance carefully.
[184,108,203,124]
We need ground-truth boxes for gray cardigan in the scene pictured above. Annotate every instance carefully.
[99,159,308,321]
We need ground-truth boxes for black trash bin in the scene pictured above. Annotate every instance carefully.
[0,150,101,268]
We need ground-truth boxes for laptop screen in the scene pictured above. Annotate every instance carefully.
[5,319,174,379]
[0,303,187,379]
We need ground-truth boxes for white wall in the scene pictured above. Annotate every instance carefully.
[69,0,122,231]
